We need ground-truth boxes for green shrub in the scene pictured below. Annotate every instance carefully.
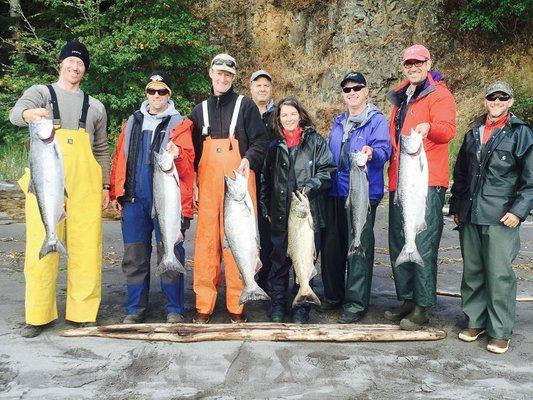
[0,0,214,146]
[457,0,533,34]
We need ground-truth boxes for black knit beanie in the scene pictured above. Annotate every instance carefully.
[59,40,90,70]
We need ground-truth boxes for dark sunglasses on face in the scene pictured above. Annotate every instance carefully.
[403,60,426,69]
[211,58,236,68]
[342,85,365,93]
[485,93,511,102]
[146,88,169,96]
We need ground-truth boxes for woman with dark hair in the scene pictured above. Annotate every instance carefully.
[260,96,336,323]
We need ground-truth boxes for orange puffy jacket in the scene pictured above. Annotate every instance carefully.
[386,73,457,192]
[110,117,195,218]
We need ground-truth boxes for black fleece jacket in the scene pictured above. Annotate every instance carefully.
[189,87,268,172]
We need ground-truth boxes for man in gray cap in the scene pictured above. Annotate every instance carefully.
[450,80,532,354]
[250,69,275,141]
[249,69,275,291]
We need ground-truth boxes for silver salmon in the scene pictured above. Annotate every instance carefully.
[28,118,67,259]
[288,191,321,308]
[394,129,428,268]
[346,151,369,257]
[153,150,185,276]
[224,171,270,305]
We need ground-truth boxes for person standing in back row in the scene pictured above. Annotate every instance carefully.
[9,40,110,338]
[385,44,456,330]
[189,54,268,324]
[249,69,276,292]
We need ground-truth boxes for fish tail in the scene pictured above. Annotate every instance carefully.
[394,245,424,268]
[155,257,186,277]
[292,285,321,308]
[39,236,67,259]
[239,284,270,305]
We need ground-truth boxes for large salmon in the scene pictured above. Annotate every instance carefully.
[394,129,428,268]
[288,191,321,308]
[224,171,270,305]
[28,118,67,259]
[153,150,185,276]
[346,151,369,257]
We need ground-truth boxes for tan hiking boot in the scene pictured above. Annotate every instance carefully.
[458,328,486,342]
[487,338,510,354]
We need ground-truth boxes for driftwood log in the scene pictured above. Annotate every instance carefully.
[437,290,533,302]
[60,323,446,343]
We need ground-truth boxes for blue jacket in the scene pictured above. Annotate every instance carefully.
[328,105,391,202]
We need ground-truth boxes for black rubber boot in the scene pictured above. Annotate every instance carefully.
[399,306,429,330]
[384,300,414,321]
[21,324,46,338]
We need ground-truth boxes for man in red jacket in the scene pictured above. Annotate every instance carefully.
[384,45,457,330]
[109,71,195,324]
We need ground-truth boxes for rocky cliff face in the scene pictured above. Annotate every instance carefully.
[197,0,531,136]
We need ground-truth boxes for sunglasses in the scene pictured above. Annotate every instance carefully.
[486,93,511,102]
[403,60,426,69]
[342,85,365,93]
[146,88,169,96]
[211,58,236,68]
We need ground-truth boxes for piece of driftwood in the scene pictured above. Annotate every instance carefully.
[60,323,446,343]
[437,290,533,302]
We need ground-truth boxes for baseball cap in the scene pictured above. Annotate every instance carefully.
[250,69,272,83]
[211,53,236,75]
[402,44,431,62]
[59,40,90,70]
[340,71,367,88]
[146,70,172,96]
[485,81,514,98]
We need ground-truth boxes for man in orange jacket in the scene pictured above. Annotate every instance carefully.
[384,45,457,330]
[110,71,195,324]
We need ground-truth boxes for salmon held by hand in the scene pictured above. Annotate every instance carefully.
[28,118,67,259]
[153,149,185,276]
[224,171,270,305]
[346,151,370,257]
[395,129,428,268]
[288,191,321,308]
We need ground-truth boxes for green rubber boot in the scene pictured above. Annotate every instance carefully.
[384,300,414,322]
[399,306,429,331]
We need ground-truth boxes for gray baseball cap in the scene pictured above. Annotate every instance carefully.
[486,81,514,97]
[250,69,272,83]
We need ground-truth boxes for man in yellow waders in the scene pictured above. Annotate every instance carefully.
[9,41,110,338]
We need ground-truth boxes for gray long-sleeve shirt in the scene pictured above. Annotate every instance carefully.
[9,83,111,184]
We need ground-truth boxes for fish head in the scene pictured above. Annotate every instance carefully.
[290,191,310,218]
[350,151,368,168]
[29,119,55,142]
[154,150,175,173]
[400,129,423,155]
[224,170,247,201]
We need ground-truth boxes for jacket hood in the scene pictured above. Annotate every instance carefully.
[386,71,448,107]
[140,99,180,120]
[334,104,383,129]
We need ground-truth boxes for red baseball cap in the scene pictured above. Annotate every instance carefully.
[402,44,431,62]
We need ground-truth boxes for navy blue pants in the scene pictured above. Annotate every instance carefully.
[121,198,185,316]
